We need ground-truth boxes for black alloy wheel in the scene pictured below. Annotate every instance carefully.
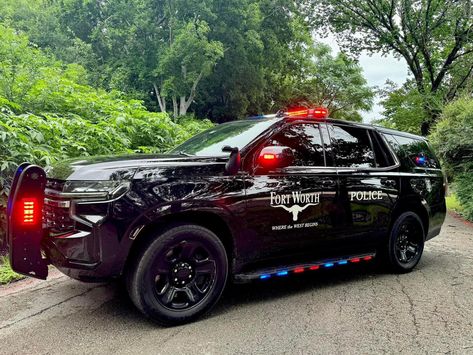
[387,212,425,273]
[127,224,228,326]
[154,240,217,310]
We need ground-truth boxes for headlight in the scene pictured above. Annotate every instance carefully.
[61,180,131,200]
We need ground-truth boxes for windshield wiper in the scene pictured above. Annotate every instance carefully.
[176,151,194,157]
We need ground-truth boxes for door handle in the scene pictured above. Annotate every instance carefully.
[381,178,396,188]
[322,179,335,187]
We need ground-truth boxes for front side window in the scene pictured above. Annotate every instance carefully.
[329,125,375,168]
[268,123,325,166]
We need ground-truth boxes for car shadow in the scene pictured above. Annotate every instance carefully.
[98,254,440,327]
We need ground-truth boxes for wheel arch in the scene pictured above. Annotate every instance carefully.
[390,196,429,239]
[122,210,236,277]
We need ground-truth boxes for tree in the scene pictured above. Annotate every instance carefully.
[0,25,50,103]
[316,0,473,134]
[375,80,430,134]
[154,21,224,118]
[274,44,374,121]
[8,0,319,121]
[196,0,318,121]
[430,97,473,220]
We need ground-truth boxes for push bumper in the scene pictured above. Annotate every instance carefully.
[7,164,125,282]
[7,164,49,279]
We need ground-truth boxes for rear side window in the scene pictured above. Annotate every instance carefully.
[369,131,395,167]
[328,125,375,168]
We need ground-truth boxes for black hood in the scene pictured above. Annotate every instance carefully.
[45,154,226,181]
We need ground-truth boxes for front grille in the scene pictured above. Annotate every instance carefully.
[44,179,74,234]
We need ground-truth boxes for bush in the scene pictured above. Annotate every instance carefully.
[454,173,473,220]
[430,97,473,220]
[0,106,213,250]
[0,255,24,284]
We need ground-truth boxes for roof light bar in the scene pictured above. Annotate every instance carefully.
[285,106,329,119]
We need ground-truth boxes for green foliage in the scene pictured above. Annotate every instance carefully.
[376,81,430,134]
[454,173,473,221]
[430,97,473,220]
[445,194,463,214]
[2,0,361,121]
[156,20,224,99]
[0,25,51,103]
[430,97,473,175]
[0,255,24,284]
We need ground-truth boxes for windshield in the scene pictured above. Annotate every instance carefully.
[170,118,279,156]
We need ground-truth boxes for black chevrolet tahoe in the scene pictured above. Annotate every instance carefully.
[7,107,446,325]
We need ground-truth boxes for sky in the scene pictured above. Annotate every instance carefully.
[318,35,409,123]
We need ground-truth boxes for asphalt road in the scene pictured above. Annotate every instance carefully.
[1,213,472,354]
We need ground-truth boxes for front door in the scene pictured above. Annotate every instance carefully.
[242,122,341,267]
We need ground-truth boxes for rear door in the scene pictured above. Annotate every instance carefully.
[327,123,400,247]
[242,122,341,264]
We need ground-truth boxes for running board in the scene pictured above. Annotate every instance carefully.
[233,252,376,283]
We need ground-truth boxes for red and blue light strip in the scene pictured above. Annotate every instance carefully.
[259,255,374,280]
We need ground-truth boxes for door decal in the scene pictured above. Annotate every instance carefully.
[270,191,321,221]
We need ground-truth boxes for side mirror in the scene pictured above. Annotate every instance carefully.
[257,146,294,171]
[222,146,241,175]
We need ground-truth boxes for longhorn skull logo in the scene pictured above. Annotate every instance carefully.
[273,203,318,221]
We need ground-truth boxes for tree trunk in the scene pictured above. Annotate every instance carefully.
[179,96,188,116]
[176,70,204,117]
[153,83,166,113]
[172,96,178,120]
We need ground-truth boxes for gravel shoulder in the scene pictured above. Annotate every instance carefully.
[1,213,472,354]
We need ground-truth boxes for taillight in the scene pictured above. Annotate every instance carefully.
[20,198,38,225]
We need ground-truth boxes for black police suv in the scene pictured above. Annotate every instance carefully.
[7,107,446,325]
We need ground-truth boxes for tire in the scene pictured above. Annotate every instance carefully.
[126,224,228,326]
[387,212,425,273]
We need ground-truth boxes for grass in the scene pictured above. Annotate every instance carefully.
[446,193,464,214]
[0,255,24,285]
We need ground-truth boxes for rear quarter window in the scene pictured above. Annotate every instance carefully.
[383,133,440,169]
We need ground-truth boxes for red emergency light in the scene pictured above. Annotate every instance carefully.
[19,198,39,225]
[262,153,276,160]
[286,106,329,119]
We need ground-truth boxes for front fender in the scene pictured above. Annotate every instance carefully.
[111,199,243,276]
